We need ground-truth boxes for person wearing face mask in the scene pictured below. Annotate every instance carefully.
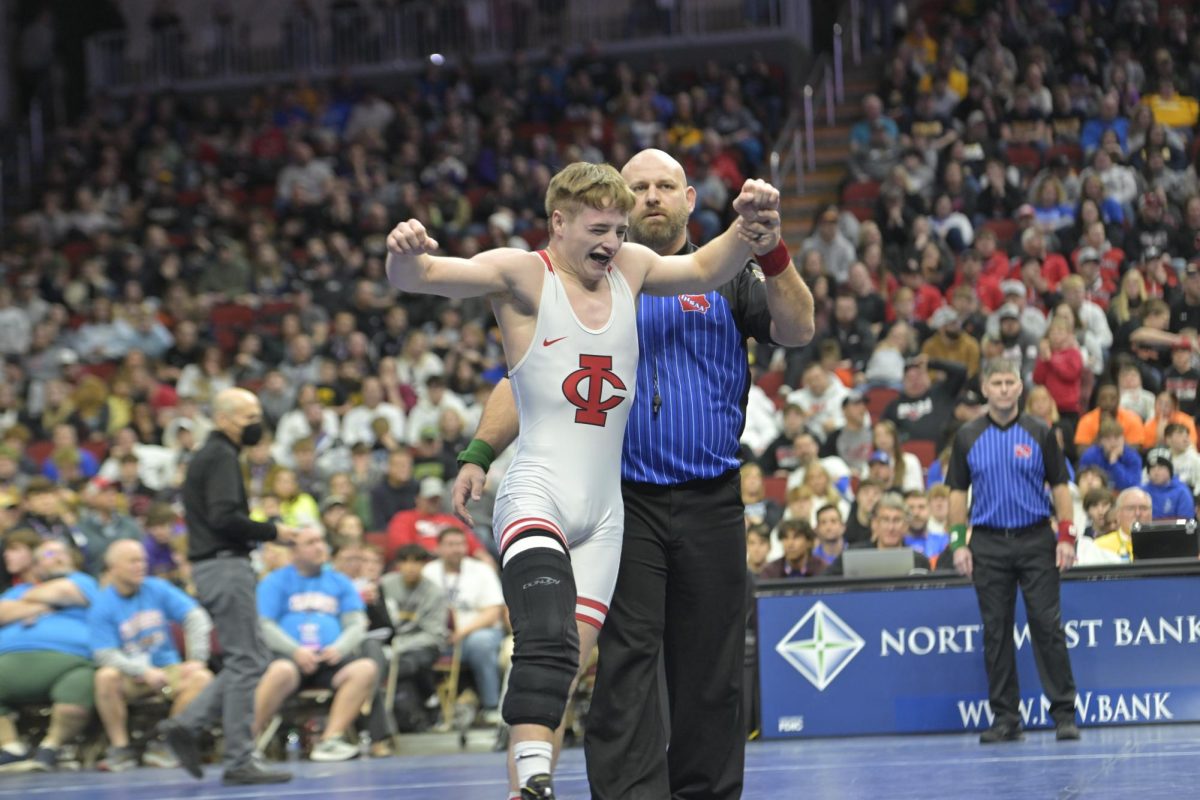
[157,388,302,786]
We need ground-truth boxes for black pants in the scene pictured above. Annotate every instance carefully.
[585,472,746,800]
[970,528,1077,726]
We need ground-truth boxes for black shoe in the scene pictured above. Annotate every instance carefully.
[156,719,202,779]
[222,760,293,785]
[1056,720,1082,741]
[979,721,1025,744]
[520,773,555,799]
[28,746,57,772]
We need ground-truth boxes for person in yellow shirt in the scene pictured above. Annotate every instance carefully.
[1085,486,1153,564]
[1142,76,1199,134]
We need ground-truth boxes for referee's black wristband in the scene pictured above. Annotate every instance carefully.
[457,439,496,472]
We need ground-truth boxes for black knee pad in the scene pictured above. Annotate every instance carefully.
[500,542,579,730]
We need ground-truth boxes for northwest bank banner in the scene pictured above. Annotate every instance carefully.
[757,576,1200,738]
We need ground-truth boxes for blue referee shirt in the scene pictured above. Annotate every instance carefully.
[946,413,1070,528]
[622,255,775,485]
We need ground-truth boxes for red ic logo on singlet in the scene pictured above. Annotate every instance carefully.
[678,294,711,313]
[562,354,627,427]
[1014,444,1033,459]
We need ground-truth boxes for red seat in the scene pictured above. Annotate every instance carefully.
[763,475,788,505]
[980,218,1018,247]
[61,241,94,266]
[364,531,389,556]
[1005,144,1042,175]
[520,226,547,250]
[81,440,109,463]
[209,303,257,352]
[901,439,938,469]
[25,440,54,467]
[842,180,881,205]
[756,370,787,408]
[81,362,118,382]
[864,386,898,422]
[1045,143,1083,168]
[847,205,876,222]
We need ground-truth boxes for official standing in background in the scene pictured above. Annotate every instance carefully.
[946,358,1081,744]
[454,148,815,799]
[158,388,300,785]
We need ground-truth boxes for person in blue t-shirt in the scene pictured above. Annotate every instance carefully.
[1142,449,1196,520]
[253,528,377,762]
[89,540,214,773]
[0,540,98,773]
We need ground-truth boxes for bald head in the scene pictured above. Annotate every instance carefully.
[213,387,259,421]
[106,538,147,592]
[105,538,145,569]
[621,149,695,255]
[213,387,264,446]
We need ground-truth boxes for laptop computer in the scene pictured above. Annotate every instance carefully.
[842,548,919,578]
[1131,520,1200,561]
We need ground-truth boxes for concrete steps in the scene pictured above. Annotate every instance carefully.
[777,60,882,243]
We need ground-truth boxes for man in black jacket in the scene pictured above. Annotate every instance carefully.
[158,388,301,785]
[883,355,968,443]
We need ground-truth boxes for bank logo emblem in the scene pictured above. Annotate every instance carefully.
[775,601,864,691]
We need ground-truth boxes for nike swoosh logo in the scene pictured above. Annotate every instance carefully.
[543,336,567,347]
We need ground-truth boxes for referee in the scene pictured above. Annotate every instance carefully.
[454,148,813,799]
[158,388,300,784]
[947,358,1081,743]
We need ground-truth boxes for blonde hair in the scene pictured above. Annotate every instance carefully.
[544,162,636,219]
[1025,384,1061,423]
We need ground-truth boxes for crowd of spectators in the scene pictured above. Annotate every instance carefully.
[0,34,784,768]
[744,0,1200,580]
[6,0,1200,770]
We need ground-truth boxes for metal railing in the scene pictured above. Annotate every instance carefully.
[85,0,812,96]
[769,1,862,197]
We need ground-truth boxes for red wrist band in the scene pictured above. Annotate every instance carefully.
[1057,520,1076,544]
[755,242,792,277]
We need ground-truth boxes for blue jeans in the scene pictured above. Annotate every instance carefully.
[460,627,503,709]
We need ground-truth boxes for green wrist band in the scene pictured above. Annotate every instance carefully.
[457,439,496,472]
[949,524,968,550]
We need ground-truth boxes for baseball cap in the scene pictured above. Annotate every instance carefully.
[320,495,347,512]
[958,390,984,406]
[997,303,1021,321]
[930,305,959,331]
[419,426,439,441]
[419,476,445,498]
[88,477,117,493]
[1000,279,1026,297]
[1185,261,1200,276]
[1140,245,1163,262]
[1146,447,1174,475]
[1077,247,1101,264]
[1016,203,1036,219]
[967,110,987,126]
[868,450,892,466]
[903,355,928,371]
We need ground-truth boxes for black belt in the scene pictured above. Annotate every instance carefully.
[191,549,249,562]
[975,522,1050,538]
